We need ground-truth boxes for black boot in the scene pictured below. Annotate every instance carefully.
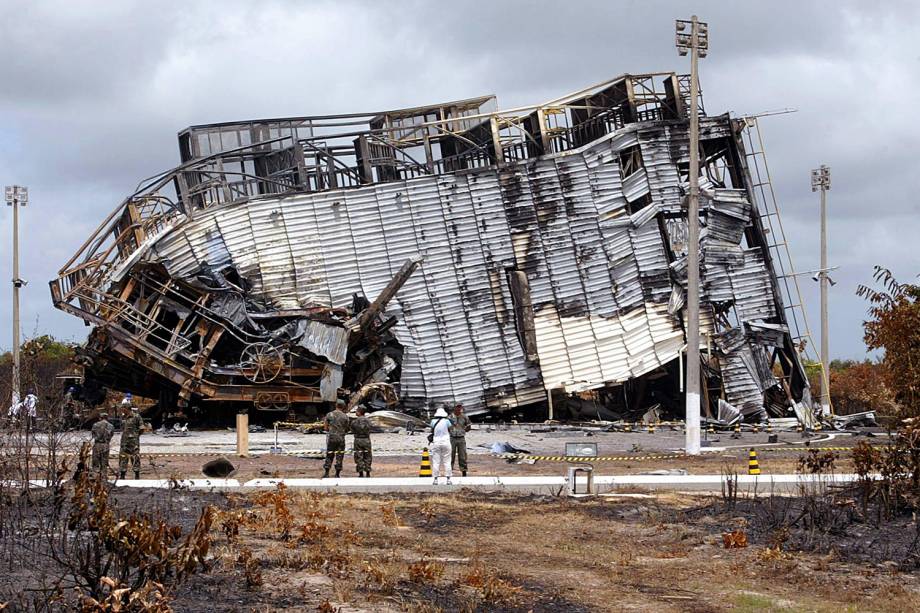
[322,469,329,479]
[462,470,467,477]
[335,469,341,478]
[119,470,126,480]
[134,471,140,480]
[365,470,371,478]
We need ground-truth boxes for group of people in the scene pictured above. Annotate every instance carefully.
[89,406,145,479]
[86,396,475,482]
[322,399,472,484]
[428,403,471,485]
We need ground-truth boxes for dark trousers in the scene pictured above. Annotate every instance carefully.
[324,435,345,472]
[451,437,467,471]
[118,440,140,474]
[354,437,372,473]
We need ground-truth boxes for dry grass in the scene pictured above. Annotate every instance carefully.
[190,488,920,611]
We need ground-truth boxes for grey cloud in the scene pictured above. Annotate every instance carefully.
[0,0,917,362]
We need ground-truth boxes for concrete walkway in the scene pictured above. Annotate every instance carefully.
[99,472,868,495]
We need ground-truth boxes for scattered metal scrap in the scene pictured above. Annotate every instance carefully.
[52,71,816,425]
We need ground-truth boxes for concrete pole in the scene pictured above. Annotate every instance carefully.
[684,15,702,455]
[11,196,21,407]
[819,183,830,415]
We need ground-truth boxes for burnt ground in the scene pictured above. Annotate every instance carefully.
[148,488,920,611]
[3,472,920,611]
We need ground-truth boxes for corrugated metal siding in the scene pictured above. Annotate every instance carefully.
[150,115,789,415]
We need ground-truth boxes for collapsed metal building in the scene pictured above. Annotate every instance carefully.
[51,71,816,423]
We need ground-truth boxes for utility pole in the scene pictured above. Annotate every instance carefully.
[810,166,832,415]
[676,16,708,455]
[4,185,27,411]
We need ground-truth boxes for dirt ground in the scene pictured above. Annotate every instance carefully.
[139,447,858,482]
[164,487,920,612]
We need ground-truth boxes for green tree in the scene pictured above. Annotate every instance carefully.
[857,266,920,417]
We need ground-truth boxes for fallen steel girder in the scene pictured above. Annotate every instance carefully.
[51,71,814,424]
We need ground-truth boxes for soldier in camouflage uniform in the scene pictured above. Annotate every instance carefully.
[450,403,472,476]
[350,404,373,478]
[323,399,350,478]
[91,412,114,474]
[118,406,144,479]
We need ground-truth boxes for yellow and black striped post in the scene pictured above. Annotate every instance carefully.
[419,448,432,477]
[766,423,774,434]
[748,449,761,475]
[707,423,715,435]
[624,423,632,432]
[734,423,741,435]
[647,422,655,434]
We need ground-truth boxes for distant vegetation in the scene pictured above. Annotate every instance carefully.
[0,334,76,408]
[857,266,920,418]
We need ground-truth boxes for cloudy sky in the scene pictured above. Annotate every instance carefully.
[1,0,917,360]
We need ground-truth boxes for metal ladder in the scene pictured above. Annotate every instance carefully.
[740,116,819,364]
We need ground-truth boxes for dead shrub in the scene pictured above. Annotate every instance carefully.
[316,598,340,612]
[362,557,400,595]
[237,548,263,590]
[851,422,920,519]
[380,502,400,527]
[722,530,748,549]
[459,563,523,606]
[407,558,445,583]
[252,483,294,538]
[77,577,172,612]
[797,449,838,474]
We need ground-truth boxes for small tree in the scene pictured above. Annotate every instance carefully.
[857,266,920,417]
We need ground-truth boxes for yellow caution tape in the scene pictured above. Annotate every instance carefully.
[501,453,689,462]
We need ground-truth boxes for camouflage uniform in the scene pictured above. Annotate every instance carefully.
[350,414,373,476]
[91,417,114,473]
[119,412,144,477]
[449,412,471,473]
[323,408,350,476]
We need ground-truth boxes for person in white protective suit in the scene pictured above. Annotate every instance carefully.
[429,406,453,485]
[22,390,37,418]
[7,392,21,419]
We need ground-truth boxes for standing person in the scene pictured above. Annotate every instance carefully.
[118,406,144,480]
[91,412,114,474]
[6,392,20,421]
[350,404,373,478]
[429,406,452,485]
[21,390,38,427]
[323,399,350,478]
[449,403,472,477]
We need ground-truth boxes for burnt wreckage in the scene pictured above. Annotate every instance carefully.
[51,72,817,424]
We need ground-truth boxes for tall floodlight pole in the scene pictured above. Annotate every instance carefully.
[676,17,708,455]
[810,166,831,415]
[4,185,28,411]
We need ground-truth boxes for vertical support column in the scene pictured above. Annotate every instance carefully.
[684,15,703,456]
[819,181,830,416]
[536,107,552,154]
[236,412,249,458]
[489,116,503,165]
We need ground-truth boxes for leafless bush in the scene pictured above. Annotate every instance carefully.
[0,445,215,610]
[852,422,920,519]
